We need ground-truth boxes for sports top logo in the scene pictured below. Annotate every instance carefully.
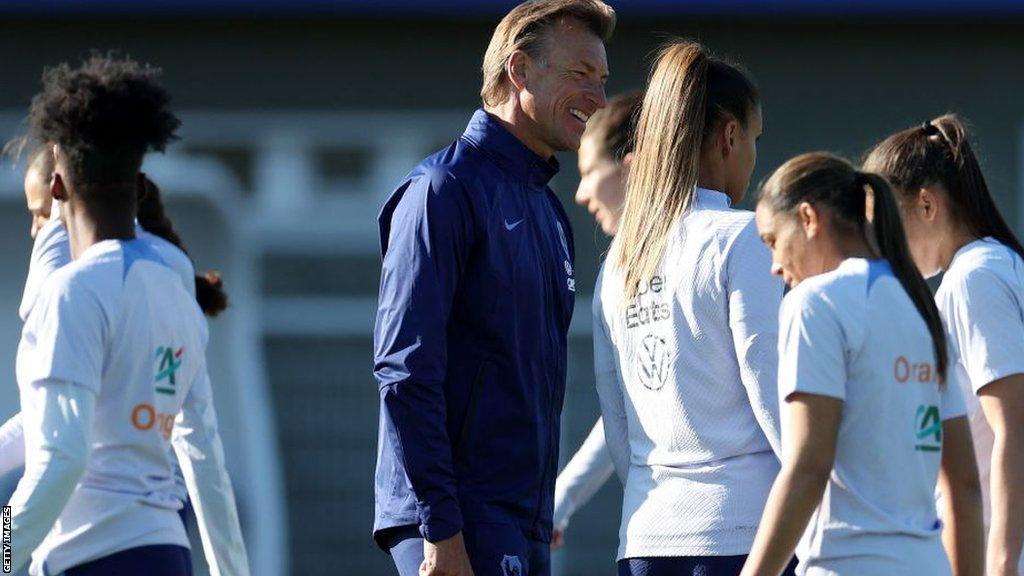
[555,221,575,292]
[914,404,942,452]
[132,345,186,440]
[500,555,523,576]
[155,346,184,396]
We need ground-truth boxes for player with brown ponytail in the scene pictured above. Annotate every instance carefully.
[742,152,982,576]
[137,176,229,316]
[866,115,1024,576]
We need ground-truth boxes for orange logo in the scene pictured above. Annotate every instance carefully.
[131,403,176,440]
[893,356,937,384]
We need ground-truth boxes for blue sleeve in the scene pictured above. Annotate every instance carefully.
[373,168,474,543]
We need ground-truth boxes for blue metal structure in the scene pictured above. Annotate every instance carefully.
[6,0,1024,16]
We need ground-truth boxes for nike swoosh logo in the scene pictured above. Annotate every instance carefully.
[504,218,524,231]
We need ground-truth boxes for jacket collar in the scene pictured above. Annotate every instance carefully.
[694,187,732,209]
[461,109,560,188]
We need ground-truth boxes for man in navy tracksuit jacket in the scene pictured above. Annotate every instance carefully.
[372,3,614,575]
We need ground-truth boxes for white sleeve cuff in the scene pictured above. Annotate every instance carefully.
[0,413,26,476]
[8,380,94,574]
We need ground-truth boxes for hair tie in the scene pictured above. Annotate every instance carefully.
[921,121,940,136]
[851,170,868,222]
[852,169,867,190]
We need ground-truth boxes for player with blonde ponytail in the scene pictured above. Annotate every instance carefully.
[593,40,790,576]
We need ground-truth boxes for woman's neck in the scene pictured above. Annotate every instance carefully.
[66,205,136,260]
[831,229,877,267]
[937,223,979,271]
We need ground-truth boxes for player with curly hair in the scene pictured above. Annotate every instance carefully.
[6,53,250,576]
[0,142,232,546]
[19,143,229,318]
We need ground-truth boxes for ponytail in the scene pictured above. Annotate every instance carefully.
[860,171,948,383]
[195,271,229,318]
[138,177,185,251]
[138,177,230,317]
[761,153,948,384]
[930,116,1024,258]
[613,40,758,300]
[865,114,1024,260]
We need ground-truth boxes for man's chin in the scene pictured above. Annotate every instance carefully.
[558,136,582,153]
[553,125,584,152]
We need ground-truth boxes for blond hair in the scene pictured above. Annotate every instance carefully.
[480,0,615,107]
[612,41,758,300]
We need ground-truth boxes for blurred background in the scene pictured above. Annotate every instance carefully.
[0,1,1022,574]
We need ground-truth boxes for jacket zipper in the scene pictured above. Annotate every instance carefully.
[454,361,486,462]
[531,192,565,536]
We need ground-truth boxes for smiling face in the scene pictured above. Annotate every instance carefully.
[575,134,626,235]
[519,18,609,156]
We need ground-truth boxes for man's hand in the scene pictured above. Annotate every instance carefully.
[420,532,475,576]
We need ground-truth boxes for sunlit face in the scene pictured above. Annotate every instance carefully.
[575,134,626,235]
[755,200,822,288]
[520,19,609,155]
[23,159,52,239]
[724,104,763,203]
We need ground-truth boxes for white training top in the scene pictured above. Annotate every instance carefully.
[15,217,196,505]
[779,258,966,576]
[552,417,615,531]
[0,412,24,478]
[10,239,249,576]
[935,237,1024,570]
[594,188,784,559]
[20,218,196,323]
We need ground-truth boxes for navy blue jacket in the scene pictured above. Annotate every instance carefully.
[373,110,576,547]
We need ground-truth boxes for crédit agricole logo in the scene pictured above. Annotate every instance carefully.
[131,345,185,440]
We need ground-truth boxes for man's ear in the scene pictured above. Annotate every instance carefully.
[50,173,68,202]
[507,50,530,92]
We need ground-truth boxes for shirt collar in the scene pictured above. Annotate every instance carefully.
[78,238,125,262]
[694,187,732,208]
[461,109,560,188]
[946,236,999,274]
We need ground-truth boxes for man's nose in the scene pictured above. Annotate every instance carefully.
[770,262,784,277]
[591,85,608,110]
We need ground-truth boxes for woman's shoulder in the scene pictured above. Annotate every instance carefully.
[938,239,1024,314]
[784,262,867,319]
